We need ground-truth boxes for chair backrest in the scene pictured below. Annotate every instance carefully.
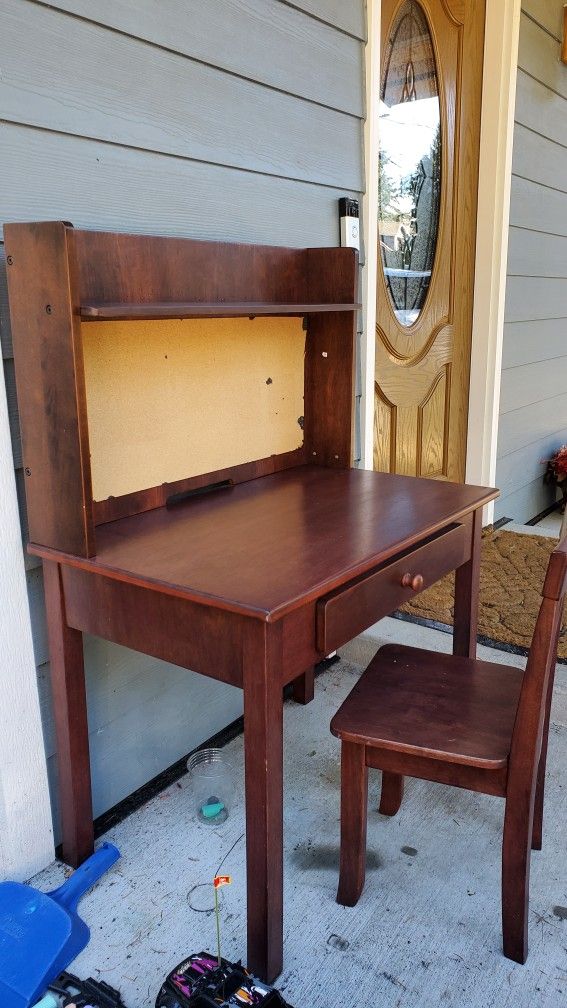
[507,532,567,793]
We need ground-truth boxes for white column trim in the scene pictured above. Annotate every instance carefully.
[0,358,54,880]
[466,0,521,524]
[360,0,380,469]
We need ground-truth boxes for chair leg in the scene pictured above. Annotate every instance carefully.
[502,795,532,964]
[378,772,404,816]
[531,751,546,852]
[337,741,368,907]
[531,668,554,851]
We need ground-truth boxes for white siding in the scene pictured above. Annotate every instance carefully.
[495,4,567,522]
[0,352,53,879]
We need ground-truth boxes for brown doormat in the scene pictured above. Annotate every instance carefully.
[398,528,567,661]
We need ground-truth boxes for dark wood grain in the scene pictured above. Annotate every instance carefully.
[331,531,567,964]
[6,223,361,551]
[542,535,567,599]
[304,247,360,304]
[242,621,284,983]
[317,519,470,653]
[71,229,358,306]
[73,232,303,304]
[304,311,356,467]
[453,505,482,657]
[4,221,95,556]
[336,741,367,907]
[43,560,94,866]
[81,301,362,320]
[93,449,305,524]
[331,645,523,767]
[30,468,496,622]
[364,745,508,797]
[62,565,246,688]
[378,772,404,816]
[281,607,323,682]
[502,539,566,961]
[292,667,315,705]
[5,221,498,981]
[531,650,556,852]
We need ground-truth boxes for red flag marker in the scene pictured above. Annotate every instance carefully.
[213,875,232,889]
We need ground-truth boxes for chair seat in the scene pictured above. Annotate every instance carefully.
[331,644,523,769]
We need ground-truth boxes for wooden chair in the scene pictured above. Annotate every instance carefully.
[330,534,567,964]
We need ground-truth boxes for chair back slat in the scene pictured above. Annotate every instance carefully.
[507,532,567,795]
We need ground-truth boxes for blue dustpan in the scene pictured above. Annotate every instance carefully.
[0,842,120,1008]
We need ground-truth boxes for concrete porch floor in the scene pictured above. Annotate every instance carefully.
[33,616,567,1008]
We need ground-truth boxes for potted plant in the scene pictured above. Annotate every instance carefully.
[543,444,567,513]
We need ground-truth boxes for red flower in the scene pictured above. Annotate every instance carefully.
[543,445,567,481]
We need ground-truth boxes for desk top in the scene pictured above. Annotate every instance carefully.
[31,467,497,621]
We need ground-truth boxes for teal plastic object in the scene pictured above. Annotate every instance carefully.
[0,842,120,1008]
[200,800,225,819]
[31,995,59,1008]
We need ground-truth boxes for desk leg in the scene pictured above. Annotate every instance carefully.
[292,666,315,705]
[43,561,94,867]
[243,621,284,983]
[453,507,482,658]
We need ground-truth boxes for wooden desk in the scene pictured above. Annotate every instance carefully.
[4,223,497,982]
[30,465,496,982]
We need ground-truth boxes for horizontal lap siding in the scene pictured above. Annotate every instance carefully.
[512,124,567,195]
[38,641,243,830]
[0,0,365,839]
[279,1,366,38]
[495,6,567,523]
[507,229,567,278]
[522,0,565,37]
[39,0,364,114]
[2,0,362,188]
[0,124,361,243]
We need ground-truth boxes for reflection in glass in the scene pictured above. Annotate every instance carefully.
[378,1,441,327]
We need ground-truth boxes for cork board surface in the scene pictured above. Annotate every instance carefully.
[82,316,305,501]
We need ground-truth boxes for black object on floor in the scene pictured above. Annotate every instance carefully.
[48,971,127,1007]
[155,952,294,1008]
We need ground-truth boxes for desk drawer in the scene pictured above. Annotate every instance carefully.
[316,520,470,654]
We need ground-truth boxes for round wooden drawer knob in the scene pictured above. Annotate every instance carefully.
[401,572,424,592]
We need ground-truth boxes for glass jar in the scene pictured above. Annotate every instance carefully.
[187,748,233,824]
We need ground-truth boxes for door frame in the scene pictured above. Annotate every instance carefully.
[361,0,522,524]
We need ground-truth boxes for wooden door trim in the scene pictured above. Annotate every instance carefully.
[374,0,485,482]
[363,0,521,503]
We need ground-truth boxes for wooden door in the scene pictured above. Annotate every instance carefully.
[374,0,485,480]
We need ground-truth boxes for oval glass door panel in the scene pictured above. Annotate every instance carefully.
[378,1,441,327]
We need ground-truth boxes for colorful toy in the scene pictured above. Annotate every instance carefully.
[0,843,120,1008]
[156,874,292,1006]
[155,953,293,1008]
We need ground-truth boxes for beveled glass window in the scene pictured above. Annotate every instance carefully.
[378,1,441,327]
